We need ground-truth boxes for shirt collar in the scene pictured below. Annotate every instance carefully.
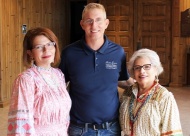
[81,35,109,55]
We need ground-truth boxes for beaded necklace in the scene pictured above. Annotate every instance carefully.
[34,65,58,90]
[129,83,159,136]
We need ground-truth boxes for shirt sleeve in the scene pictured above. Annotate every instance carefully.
[118,49,130,81]
[59,50,70,83]
[160,91,183,136]
[7,73,35,135]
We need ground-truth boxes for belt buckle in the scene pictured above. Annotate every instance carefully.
[93,124,98,130]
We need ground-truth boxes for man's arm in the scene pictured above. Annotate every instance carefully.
[118,77,135,89]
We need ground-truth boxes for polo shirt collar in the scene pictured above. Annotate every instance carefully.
[81,35,109,55]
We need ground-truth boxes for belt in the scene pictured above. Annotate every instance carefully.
[70,118,118,130]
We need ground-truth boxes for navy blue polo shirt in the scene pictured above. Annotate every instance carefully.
[59,36,130,124]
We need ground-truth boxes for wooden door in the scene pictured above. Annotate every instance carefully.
[99,0,134,61]
[136,0,171,85]
[97,0,171,85]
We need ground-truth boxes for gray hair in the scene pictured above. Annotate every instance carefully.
[128,48,164,78]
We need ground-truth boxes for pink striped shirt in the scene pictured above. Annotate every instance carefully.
[7,65,71,136]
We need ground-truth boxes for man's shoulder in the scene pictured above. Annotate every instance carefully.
[105,39,125,54]
[63,40,82,53]
[65,40,82,49]
[106,38,123,49]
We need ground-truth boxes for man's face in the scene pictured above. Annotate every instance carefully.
[80,8,109,41]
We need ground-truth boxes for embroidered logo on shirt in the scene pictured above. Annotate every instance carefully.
[105,61,117,69]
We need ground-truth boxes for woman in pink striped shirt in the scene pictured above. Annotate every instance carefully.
[7,27,71,136]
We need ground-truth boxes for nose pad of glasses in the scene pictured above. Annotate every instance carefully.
[140,67,146,71]
[42,45,48,51]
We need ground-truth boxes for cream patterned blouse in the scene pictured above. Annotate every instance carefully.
[119,83,183,136]
[7,65,71,136]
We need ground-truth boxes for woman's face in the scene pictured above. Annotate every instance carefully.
[27,35,56,68]
[133,57,157,89]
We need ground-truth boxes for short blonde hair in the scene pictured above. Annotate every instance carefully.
[128,48,164,78]
[82,3,107,19]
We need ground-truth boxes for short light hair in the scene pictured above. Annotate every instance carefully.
[23,27,60,68]
[82,3,107,19]
[128,48,164,77]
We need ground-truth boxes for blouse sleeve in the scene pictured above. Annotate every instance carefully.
[120,86,133,103]
[160,91,183,136]
[7,73,35,136]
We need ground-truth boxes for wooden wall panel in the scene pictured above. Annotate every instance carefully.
[169,0,190,87]
[180,0,190,47]
[180,0,190,85]
[0,0,66,107]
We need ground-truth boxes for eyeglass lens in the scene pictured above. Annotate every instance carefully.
[133,64,152,71]
[33,42,55,50]
[83,18,104,24]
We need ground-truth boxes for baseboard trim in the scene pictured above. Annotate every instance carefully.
[169,82,184,87]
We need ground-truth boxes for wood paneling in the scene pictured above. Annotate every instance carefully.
[136,0,171,85]
[170,0,190,86]
[99,0,171,85]
[101,0,134,61]
[180,0,190,85]
[158,0,190,87]
[88,0,189,86]
[0,0,67,107]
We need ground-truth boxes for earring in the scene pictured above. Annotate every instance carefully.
[155,75,159,83]
[30,57,34,65]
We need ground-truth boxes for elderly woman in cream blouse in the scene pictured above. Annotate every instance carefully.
[119,48,183,136]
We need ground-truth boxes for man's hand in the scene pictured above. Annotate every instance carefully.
[118,77,135,89]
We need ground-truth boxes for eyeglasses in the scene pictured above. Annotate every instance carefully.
[133,64,152,71]
[32,42,55,51]
[83,18,105,25]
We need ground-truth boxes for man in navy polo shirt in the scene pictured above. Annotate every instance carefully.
[59,3,134,136]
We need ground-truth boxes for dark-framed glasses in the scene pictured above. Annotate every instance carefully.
[32,42,55,51]
[83,18,105,25]
[133,64,152,71]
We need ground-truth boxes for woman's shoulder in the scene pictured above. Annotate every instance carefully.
[52,67,64,76]
[15,67,42,83]
[17,68,36,78]
[123,86,133,96]
[120,85,133,103]
[13,68,38,87]
[152,85,173,101]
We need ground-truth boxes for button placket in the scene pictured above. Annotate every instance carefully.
[94,52,99,71]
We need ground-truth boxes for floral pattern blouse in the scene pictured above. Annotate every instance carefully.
[7,65,71,136]
[119,83,183,136]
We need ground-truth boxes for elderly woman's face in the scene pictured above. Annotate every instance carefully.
[133,57,156,88]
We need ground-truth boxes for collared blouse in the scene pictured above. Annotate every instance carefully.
[119,83,183,136]
[7,65,71,136]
